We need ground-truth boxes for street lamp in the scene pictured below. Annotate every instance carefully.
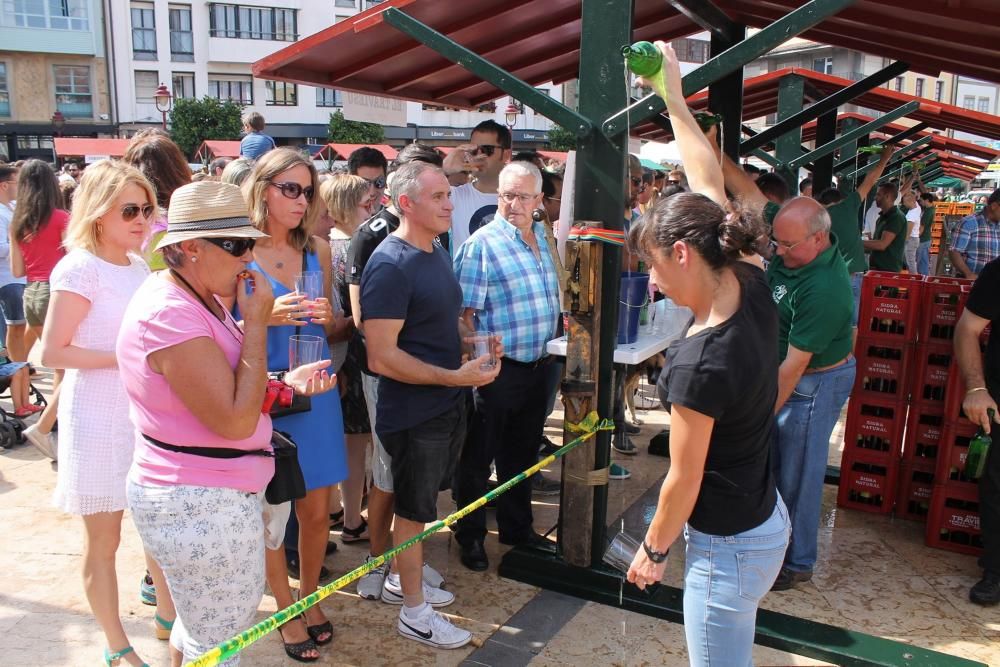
[154,83,172,130]
[504,101,520,130]
[51,111,66,137]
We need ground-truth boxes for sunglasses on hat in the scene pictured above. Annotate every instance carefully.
[204,237,256,257]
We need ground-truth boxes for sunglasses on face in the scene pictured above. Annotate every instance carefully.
[268,181,315,202]
[121,204,155,221]
[472,144,502,157]
[205,237,256,257]
[364,175,387,189]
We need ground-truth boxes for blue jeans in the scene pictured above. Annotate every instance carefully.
[917,240,931,276]
[684,496,790,667]
[773,357,856,572]
[850,272,863,327]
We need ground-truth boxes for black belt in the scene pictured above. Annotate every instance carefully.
[143,434,273,459]
[503,356,552,371]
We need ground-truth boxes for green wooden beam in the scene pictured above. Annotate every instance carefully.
[381,7,592,136]
[708,25,747,160]
[839,134,934,181]
[740,60,909,155]
[665,0,739,42]
[775,74,806,192]
[602,0,857,136]
[752,148,781,168]
[832,122,929,173]
[788,100,921,170]
[833,116,863,193]
[811,109,839,192]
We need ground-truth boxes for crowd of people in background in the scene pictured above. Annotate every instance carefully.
[2,45,999,666]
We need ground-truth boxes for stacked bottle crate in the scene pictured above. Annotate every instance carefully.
[928,201,952,258]
[914,275,984,555]
[839,272,924,513]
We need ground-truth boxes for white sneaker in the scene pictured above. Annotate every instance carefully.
[381,573,454,607]
[397,604,471,649]
[23,424,56,461]
[356,555,388,600]
[422,562,444,589]
[634,392,660,410]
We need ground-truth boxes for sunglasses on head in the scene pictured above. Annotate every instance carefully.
[204,237,256,257]
[268,181,314,202]
[364,175,387,189]
[121,204,155,221]
[472,144,502,157]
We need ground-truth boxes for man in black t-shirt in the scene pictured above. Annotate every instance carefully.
[955,256,1000,606]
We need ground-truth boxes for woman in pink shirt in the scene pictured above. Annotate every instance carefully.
[118,182,334,666]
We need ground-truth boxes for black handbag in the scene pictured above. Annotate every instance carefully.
[142,430,306,504]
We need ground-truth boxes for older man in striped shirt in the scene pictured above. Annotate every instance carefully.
[451,161,561,571]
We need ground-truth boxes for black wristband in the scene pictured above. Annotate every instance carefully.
[643,541,669,563]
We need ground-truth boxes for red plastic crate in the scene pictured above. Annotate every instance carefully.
[917,277,973,345]
[858,271,924,343]
[896,461,936,521]
[837,450,899,514]
[852,338,913,403]
[910,343,954,408]
[843,397,908,461]
[925,483,982,556]
[902,406,946,466]
[933,420,981,494]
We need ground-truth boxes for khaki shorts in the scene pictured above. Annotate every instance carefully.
[23,281,51,328]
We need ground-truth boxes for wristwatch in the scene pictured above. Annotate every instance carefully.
[643,541,669,563]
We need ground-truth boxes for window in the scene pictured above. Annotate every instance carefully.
[335,0,356,6]
[978,97,991,113]
[169,5,194,59]
[0,63,8,117]
[316,87,341,107]
[266,80,296,106]
[2,0,89,30]
[671,38,709,64]
[963,95,976,110]
[16,135,53,150]
[934,80,944,102]
[134,70,159,103]
[915,78,924,98]
[894,77,904,92]
[53,64,92,118]
[209,4,296,41]
[208,73,252,104]
[812,57,833,74]
[172,72,195,99]
[131,3,156,57]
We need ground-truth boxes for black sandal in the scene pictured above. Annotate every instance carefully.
[306,620,334,646]
[328,509,344,530]
[340,518,369,543]
[279,620,319,663]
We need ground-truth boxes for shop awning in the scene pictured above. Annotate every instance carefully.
[253,0,1000,113]
[53,138,130,159]
[314,143,399,162]
[194,140,241,162]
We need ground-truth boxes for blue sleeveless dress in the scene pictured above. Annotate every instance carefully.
[247,251,347,491]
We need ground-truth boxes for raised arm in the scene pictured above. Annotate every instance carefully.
[856,145,894,202]
[645,42,726,207]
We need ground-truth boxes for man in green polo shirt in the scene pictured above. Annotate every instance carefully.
[767,197,856,592]
[917,191,936,275]
[864,181,908,271]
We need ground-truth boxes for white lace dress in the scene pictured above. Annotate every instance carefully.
[52,249,150,515]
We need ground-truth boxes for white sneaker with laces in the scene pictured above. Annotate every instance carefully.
[422,562,444,588]
[397,603,471,649]
[23,424,57,461]
[381,574,454,607]
[356,555,388,600]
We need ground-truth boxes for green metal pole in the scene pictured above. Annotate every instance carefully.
[811,109,838,193]
[708,25,747,160]
[834,116,863,193]
[774,74,806,193]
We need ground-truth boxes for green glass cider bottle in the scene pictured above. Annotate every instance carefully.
[964,408,995,481]
[623,41,662,78]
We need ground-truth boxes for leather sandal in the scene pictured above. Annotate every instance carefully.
[278,619,319,663]
[306,619,334,646]
[103,646,149,667]
[340,518,369,543]
[154,613,174,640]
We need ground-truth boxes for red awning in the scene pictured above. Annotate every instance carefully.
[315,143,399,162]
[254,0,1000,112]
[53,138,130,158]
[194,140,242,162]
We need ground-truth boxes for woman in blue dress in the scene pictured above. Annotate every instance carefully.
[242,148,350,661]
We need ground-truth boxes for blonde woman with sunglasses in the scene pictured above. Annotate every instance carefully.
[40,160,163,667]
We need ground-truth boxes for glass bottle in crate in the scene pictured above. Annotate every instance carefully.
[964,408,995,481]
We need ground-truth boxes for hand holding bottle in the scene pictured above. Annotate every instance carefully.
[964,389,998,434]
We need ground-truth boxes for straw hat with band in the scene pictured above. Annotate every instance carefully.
[155,180,268,251]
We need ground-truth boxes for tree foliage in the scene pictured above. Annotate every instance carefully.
[327,110,385,144]
[546,124,578,152]
[169,96,244,158]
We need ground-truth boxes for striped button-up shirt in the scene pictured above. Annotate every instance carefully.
[951,213,1000,275]
[454,216,560,363]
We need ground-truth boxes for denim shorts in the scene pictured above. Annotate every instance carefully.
[380,401,466,523]
[0,283,25,325]
[23,280,50,328]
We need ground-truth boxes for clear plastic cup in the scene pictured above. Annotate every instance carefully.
[603,531,641,574]
[471,331,497,371]
[294,271,323,301]
[289,335,323,370]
